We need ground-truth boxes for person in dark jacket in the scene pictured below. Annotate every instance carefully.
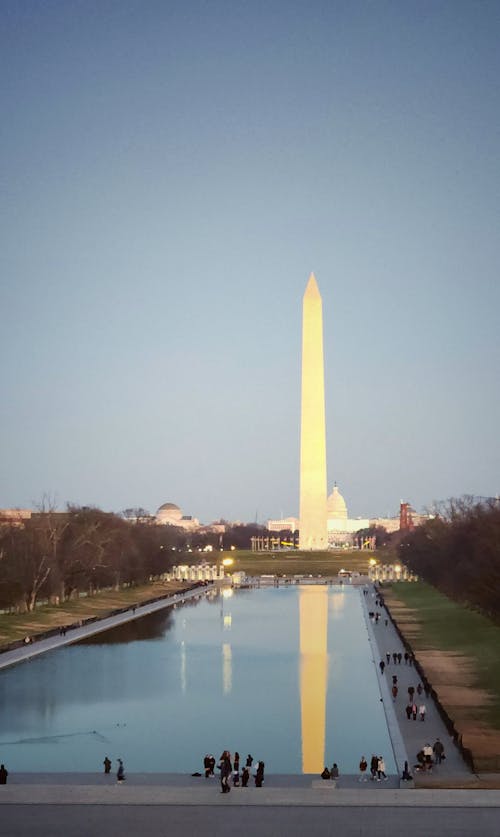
[241,766,250,787]
[0,764,8,784]
[103,756,112,774]
[219,753,232,793]
[254,761,265,787]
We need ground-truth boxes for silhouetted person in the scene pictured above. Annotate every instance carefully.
[0,764,8,784]
[103,757,111,774]
[233,752,240,773]
[379,660,385,674]
[117,759,125,782]
[254,761,265,787]
[204,754,211,778]
[401,761,412,781]
[246,754,253,768]
[321,767,331,780]
[219,754,231,793]
[241,766,250,787]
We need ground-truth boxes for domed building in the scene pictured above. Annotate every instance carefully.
[327,484,369,546]
[156,502,200,531]
[327,484,348,520]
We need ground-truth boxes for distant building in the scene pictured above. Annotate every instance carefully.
[266,485,433,548]
[267,516,299,533]
[155,502,200,531]
[0,508,32,527]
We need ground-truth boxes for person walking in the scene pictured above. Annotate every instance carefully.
[419,703,426,722]
[408,685,415,701]
[103,756,111,774]
[116,759,125,783]
[245,754,253,768]
[241,766,250,787]
[392,684,398,701]
[412,702,418,720]
[377,756,387,781]
[370,755,378,781]
[405,703,412,720]
[0,764,8,785]
[358,756,368,782]
[385,652,390,665]
[379,660,385,674]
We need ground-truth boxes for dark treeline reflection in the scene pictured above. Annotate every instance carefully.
[79,608,174,645]
[0,596,214,733]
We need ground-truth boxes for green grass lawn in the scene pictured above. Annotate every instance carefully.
[220,549,375,577]
[0,580,187,647]
[386,581,500,728]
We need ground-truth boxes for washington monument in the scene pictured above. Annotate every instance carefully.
[299,273,328,550]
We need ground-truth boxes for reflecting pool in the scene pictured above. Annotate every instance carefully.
[0,585,396,774]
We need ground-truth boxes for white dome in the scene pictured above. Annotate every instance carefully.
[327,485,348,519]
[156,503,183,522]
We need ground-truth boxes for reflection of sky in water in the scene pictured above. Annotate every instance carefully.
[0,587,396,774]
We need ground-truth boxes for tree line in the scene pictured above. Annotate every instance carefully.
[397,497,500,621]
[0,506,182,613]
[0,505,271,613]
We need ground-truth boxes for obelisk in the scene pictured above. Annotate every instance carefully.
[299,273,327,550]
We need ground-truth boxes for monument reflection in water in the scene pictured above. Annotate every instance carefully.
[0,586,396,774]
[299,586,328,773]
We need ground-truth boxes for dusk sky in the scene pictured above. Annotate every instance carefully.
[1,1,499,523]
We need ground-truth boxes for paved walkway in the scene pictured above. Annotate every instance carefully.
[0,584,213,672]
[362,586,471,780]
[0,775,499,806]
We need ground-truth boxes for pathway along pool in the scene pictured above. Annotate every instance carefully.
[0,585,397,775]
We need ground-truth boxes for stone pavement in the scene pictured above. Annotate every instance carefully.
[362,586,471,781]
[0,584,212,672]
[0,774,499,807]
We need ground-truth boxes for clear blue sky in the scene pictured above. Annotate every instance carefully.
[1,1,499,522]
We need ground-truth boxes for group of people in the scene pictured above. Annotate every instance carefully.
[103,756,125,782]
[414,739,445,772]
[321,755,388,783]
[379,651,417,674]
[204,752,265,792]
[320,763,339,781]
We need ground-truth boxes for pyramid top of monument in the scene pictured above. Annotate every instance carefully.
[304,272,321,299]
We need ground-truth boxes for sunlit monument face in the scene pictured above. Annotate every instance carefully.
[299,273,327,550]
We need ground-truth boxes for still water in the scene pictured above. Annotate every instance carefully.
[0,585,396,774]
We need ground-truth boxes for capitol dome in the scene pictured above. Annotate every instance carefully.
[327,484,348,519]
